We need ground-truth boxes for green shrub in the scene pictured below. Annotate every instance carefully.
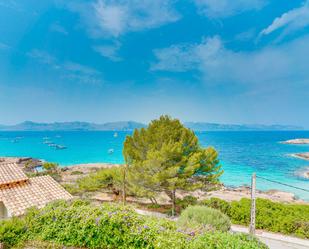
[0,217,27,247]
[177,206,231,232]
[203,197,309,239]
[176,196,198,209]
[0,200,266,249]
[189,232,268,249]
[70,170,83,175]
[62,183,80,195]
[75,167,122,193]
[202,197,231,214]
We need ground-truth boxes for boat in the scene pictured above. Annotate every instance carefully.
[108,149,114,154]
[55,145,67,150]
[113,132,118,138]
[48,143,57,147]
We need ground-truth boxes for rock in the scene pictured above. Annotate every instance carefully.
[282,138,309,144]
[291,153,309,161]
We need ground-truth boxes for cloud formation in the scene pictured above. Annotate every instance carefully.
[27,49,103,85]
[0,42,10,50]
[50,23,68,35]
[70,0,180,38]
[152,36,309,87]
[260,1,309,37]
[93,42,122,61]
[193,0,266,18]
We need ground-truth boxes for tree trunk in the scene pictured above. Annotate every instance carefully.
[149,197,158,205]
[122,166,127,205]
[171,189,176,217]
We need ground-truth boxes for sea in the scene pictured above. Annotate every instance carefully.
[0,130,308,200]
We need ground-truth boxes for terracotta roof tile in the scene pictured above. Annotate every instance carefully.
[0,175,72,216]
[0,163,29,187]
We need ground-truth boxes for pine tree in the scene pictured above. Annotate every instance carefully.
[123,115,222,216]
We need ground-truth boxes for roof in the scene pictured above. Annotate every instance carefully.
[0,175,72,216]
[0,163,29,187]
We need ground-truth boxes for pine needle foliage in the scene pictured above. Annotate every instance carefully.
[123,115,223,215]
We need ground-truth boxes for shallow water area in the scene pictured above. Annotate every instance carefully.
[0,130,308,200]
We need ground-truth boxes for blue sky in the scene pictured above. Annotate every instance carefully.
[0,0,308,127]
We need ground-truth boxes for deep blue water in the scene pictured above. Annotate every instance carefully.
[0,131,308,200]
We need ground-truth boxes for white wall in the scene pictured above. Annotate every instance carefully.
[0,201,8,220]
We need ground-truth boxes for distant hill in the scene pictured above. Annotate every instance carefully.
[0,121,303,131]
[0,121,146,131]
[184,122,303,131]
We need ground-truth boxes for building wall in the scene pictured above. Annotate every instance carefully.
[0,201,8,220]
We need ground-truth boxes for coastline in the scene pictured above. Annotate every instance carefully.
[290,152,309,161]
[281,138,309,144]
[1,156,307,204]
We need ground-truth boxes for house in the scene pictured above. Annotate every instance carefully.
[0,162,72,219]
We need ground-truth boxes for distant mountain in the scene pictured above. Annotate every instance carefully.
[0,121,146,131]
[184,122,303,131]
[0,121,303,131]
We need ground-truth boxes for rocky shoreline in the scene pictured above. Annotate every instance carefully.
[291,152,309,161]
[1,156,307,204]
[281,138,309,144]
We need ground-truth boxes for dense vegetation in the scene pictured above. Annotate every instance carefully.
[177,206,231,232]
[203,197,309,239]
[26,162,62,182]
[123,115,222,215]
[63,167,124,196]
[0,200,267,249]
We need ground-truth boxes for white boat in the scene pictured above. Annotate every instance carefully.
[113,132,118,138]
[55,145,67,150]
[108,149,114,154]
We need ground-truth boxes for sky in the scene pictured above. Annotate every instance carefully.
[0,0,308,127]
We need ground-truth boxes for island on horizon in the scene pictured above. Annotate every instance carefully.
[0,120,304,131]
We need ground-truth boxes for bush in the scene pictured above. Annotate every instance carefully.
[70,170,83,175]
[63,167,124,195]
[202,197,231,214]
[0,217,27,247]
[177,206,231,232]
[0,200,266,249]
[203,197,309,239]
[176,196,198,210]
[75,167,122,193]
[189,232,267,249]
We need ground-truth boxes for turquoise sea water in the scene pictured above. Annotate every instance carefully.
[0,131,308,200]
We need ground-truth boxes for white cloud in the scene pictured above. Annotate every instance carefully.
[0,42,11,50]
[152,44,200,72]
[152,36,309,87]
[260,1,309,37]
[193,0,266,18]
[50,23,68,35]
[69,0,180,37]
[94,42,122,61]
[27,49,56,65]
[27,49,103,85]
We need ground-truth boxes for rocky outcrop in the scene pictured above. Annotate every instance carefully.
[282,138,309,144]
[292,153,309,161]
